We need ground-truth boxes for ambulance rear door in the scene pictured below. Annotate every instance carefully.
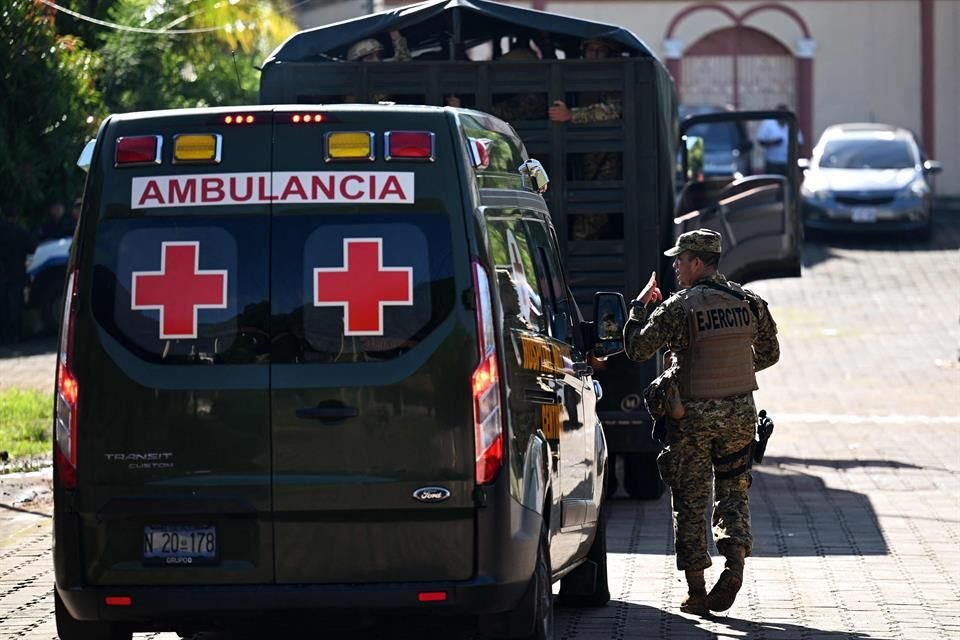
[69,109,274,586]
[268,107,479,584]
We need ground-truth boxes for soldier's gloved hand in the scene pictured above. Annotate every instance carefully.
[549,100,572,123]
[635,271,661,304]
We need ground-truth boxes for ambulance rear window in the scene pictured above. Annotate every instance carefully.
[270,214,456,363]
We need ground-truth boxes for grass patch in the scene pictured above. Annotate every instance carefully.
[0,389,52,461]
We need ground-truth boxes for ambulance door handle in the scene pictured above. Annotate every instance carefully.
[296,405,358,422]
[526,389,563,405]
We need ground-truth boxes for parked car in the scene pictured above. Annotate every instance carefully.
[679,104,754,178]
[25,237,71,333]
[800,123,942,237]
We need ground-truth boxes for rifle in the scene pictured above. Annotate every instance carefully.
[752,409,775,464]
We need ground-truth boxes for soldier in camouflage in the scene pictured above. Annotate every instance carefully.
[549,37,622,186]
[623,229,780,615]
[346,31,412,104]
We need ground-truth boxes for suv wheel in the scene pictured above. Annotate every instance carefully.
[557,507,610,607]
[623,452,666,500]
[55,590,131,640]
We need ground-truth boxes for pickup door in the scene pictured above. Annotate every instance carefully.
[675,109,802,284]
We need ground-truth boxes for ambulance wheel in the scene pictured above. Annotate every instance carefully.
[55,590,131,640]
[557,506,610,607]
[623,452,666,500]
[494,526,554,639]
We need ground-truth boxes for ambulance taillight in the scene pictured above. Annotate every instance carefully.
[173,134,221,164]
[325,132,375,161]
[385,131,435,161]
[115,136,161,166]
[55,268,80,489]
[471,261,502,485]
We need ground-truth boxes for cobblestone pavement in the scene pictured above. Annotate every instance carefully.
[1,207,958,639]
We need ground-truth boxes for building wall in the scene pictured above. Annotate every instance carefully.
[934,0,959,194]
[298,0,372,30]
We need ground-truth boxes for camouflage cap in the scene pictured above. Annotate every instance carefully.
[347,38,384,61]
[663,229,722,256]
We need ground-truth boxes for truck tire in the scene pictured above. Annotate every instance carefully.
[623,452,666,500]
[557,507,610,607]
[55,590,131,640]
[494,526,554,640]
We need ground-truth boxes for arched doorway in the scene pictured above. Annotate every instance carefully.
[681,26,795,111]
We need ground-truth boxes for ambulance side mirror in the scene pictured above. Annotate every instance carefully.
[519,159,549,194]
[77,139,95,173]
[592,291,626,360]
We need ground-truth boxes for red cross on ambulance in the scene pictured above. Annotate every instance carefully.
[314,238,413,336]
[131,241,228,340]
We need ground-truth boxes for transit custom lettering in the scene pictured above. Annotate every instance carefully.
[131,172,415,209]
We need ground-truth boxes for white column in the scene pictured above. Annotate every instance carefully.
[796,37,816,59]
[663,38,684,60]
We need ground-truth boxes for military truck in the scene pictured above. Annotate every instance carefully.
[259,0,802,498]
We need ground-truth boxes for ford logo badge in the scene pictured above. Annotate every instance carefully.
[412,486,451,503]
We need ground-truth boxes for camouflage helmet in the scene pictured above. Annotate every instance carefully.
[580,36,618,54]
[347,38,384,61]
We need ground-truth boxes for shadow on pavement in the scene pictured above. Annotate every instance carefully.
[174,602,880,640]
[765,455,923,471]
[750,466,888,556]
[560,601,877,640]
[802,205,960,270]
[0,336,56,360]
[606,464,889,558]
[0,503,52,518]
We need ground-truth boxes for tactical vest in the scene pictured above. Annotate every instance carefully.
[675,282,757,399]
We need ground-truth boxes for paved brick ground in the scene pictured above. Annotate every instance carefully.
[1,207,958,639]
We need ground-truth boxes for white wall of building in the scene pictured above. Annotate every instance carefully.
[934,0,959,194]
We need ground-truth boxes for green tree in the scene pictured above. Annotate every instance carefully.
[0,0,105,222]
[98,0,298,112]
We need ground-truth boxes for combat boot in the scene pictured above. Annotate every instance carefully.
[705,545,746,612]
[679,569,708,615]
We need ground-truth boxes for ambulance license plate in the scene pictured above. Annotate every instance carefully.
[143,525,217,565]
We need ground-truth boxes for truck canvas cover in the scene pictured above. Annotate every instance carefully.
[263,0,659,64]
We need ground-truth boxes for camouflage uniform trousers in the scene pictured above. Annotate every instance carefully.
[659,393,757,571]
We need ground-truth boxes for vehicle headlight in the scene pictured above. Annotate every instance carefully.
[900,179,929,198]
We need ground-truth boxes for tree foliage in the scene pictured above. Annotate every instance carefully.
[98,0,298,112]
[1,1,105,219]
[1,0,299,222]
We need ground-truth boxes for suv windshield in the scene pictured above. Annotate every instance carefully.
[818,138,916,170]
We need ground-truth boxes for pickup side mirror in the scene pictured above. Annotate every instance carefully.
[592,291,627,360]
[519,158,549,193]
[923,159,943,174]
